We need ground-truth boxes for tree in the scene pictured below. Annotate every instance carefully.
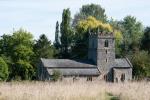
[34,34,54,59]
[120,16,144,52]
[0,34,13,57]
[109,19,126,57]
[72,16,123,58]
[9,29,35,80]
[141,27,150,53]
[0,35,13,80]
[0,57,9,81]
[60,8,73,58]
[54,21,60,49]
[130,51,150,79]
[76,16,112,33]
[73,4,107,27]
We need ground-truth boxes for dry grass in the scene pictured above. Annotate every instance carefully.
[0,81,150,100]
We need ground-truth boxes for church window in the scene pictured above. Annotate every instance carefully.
[104,40,109,47]
[106,59,107,62]
[121,73,125,82]
[87,77,92,81]
[104,75,107,81]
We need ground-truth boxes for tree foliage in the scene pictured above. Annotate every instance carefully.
[0,29,35,80]
[120,16,143,52]
[130,51,150,79]
[60,8,74,58]
[72,16,123,58]
[0,57,9,81]
[11,29,35,80]
[34,34,54,59]
[54,21,60,49]
[52,70,62,81]
[73,4,107,26]
[141,27,150,53]
[76,16,112,33]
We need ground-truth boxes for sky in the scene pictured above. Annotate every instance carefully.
[0,0,150,41]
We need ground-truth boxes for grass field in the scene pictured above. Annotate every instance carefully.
[0,81,149,100]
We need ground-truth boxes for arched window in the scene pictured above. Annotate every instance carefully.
[121,73,125,82]
[104,40,109,47]
[115,78,118,83]
[104,75,108,81]
[87,77,92,81]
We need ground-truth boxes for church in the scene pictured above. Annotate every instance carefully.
[37,30,132,82]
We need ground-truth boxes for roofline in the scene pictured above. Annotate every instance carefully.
[125,57,133,67]
[96,67,101,75]
[46,66,97,69]
[113,67,132,69]
[62,74,100,77]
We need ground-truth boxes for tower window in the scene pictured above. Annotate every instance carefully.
[104,40,109,47]
[106,59,107,62]
[106,50,107,54]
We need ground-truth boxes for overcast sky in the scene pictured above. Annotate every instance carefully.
[0,0,150,41]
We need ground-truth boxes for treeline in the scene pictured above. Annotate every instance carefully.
[0,4,149,81]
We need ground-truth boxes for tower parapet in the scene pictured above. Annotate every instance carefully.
[89,29,115,38]
[89,31,98,38]
[98,31,114,38]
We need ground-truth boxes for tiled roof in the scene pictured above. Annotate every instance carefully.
[47,68,100,76]
[114,58,132,68]
[40,58,100,76]
[41,58,96,68]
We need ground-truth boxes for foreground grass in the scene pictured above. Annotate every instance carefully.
[0,81,149,100]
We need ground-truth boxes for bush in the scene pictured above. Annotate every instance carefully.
[52,70,62,81]
[130,51,150,79]
[0,57,9,81]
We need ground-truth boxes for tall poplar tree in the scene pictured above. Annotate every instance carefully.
[54,21,60,49]
[60,8,73,58]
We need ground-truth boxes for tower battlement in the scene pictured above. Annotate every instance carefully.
[89,29,114,38]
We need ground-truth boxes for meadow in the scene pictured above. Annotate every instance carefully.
[0,81,149,100]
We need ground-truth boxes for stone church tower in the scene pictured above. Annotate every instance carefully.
[88,30,115,81]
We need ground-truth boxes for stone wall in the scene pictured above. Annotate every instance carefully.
[113,68,132,82]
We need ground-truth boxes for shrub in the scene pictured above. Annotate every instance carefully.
[0,57,9,81]
[52,70,62,81]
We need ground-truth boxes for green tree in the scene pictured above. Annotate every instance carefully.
[0,57,9,81]
[141,27,150,53]
[60,8,73,58]
[120,16,144,53]
[130,51,150,79]
[10,29,35,80]
[72,16,123,58]
[34,34,54,59]
[54,21,60,49]
[109,19,126,57]
[73,4,107,27]
[0,34,12,57]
